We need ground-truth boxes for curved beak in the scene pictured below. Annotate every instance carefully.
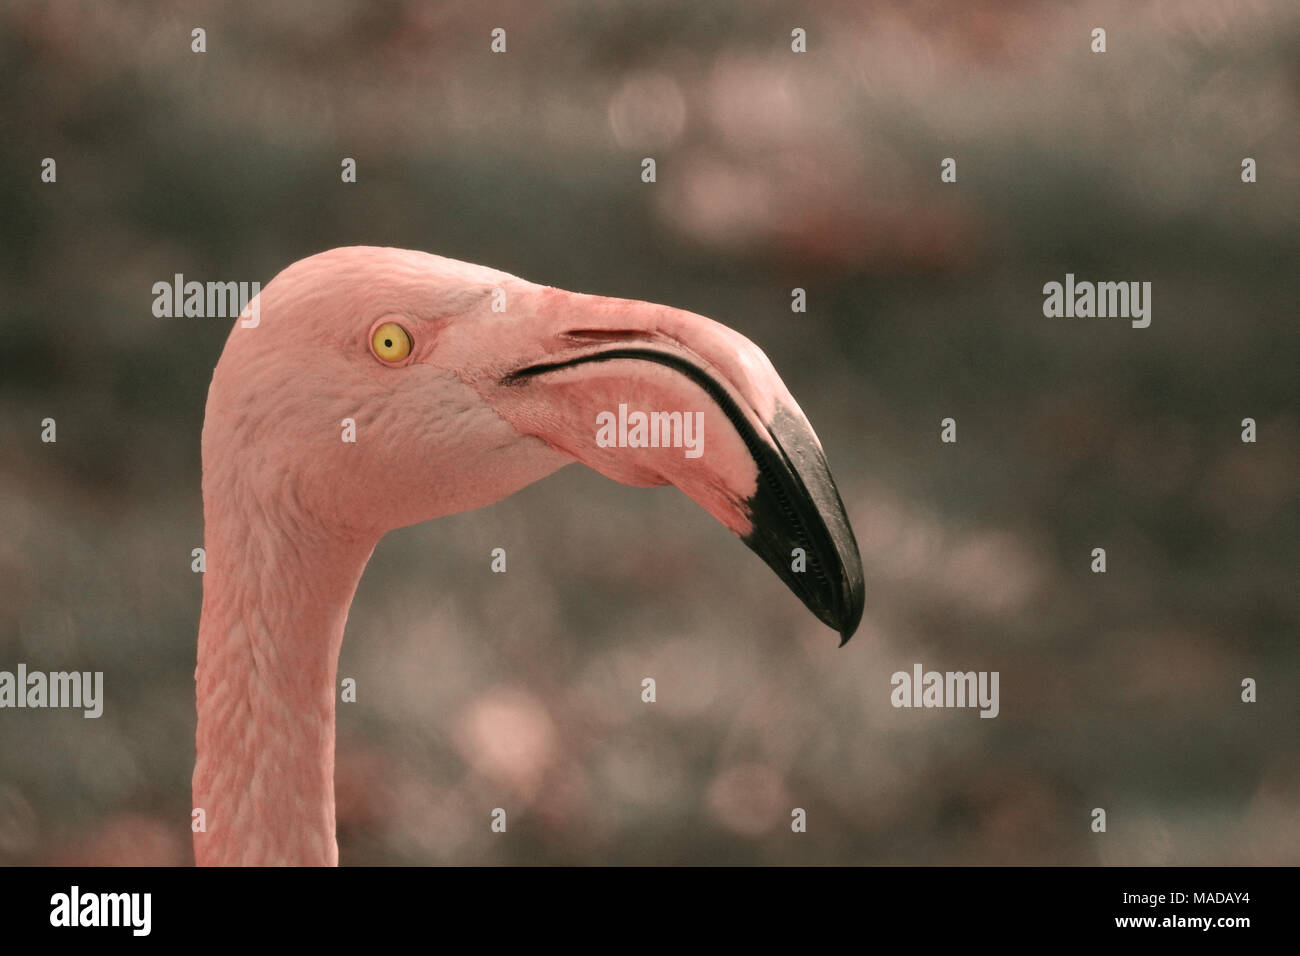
[484,287,865,643]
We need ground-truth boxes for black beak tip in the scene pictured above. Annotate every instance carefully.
[739,483,865,647]
[837,605,860,646]
[830,557,865,646]
[742,403,865,647]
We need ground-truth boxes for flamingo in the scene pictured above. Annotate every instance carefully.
[194,246,864,865]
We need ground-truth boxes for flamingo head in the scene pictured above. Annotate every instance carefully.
[203,246,864,641]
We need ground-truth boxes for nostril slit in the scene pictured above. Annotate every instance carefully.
[563,329,662,344]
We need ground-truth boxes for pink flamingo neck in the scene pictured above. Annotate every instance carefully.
[193,502,375,865]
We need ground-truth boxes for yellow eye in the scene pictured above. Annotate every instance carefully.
[372,322,411,363]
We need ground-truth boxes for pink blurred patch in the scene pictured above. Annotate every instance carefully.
[455,687,558,801]
[608,71,686,148]
[705,763,789,837]
[48,812,187,866]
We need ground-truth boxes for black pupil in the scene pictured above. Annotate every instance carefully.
[384,339,393,348]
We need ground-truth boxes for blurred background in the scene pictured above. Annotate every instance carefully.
[1,0,1298,865]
